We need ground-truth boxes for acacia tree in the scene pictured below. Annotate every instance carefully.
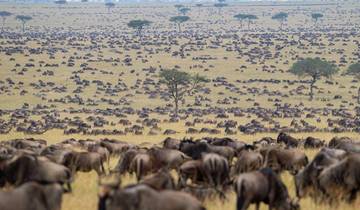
[16,15,32,33]
[170,16,190,32]
[346,63,360,104]
[54,0,67,9]
[0,11,12,31]
[127,19,151,36]
[246,14,258,30]
[311,13,323,26]
[105,2,115,13]
[179,7,190,16]
[289,58,338,101]
[159,69,207,116]
[234,14,258,30]
[214,3,227,15]
[234,14,247,28]
[272,12,288,30]
[195,4,202,15]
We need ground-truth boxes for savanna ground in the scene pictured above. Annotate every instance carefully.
[0,1,360,210]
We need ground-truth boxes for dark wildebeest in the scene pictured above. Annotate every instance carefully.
[277,132,299,148]
[98,184,206,210]
[179,140,209,160]
[202,153,229,188]
[294,148,345,199]
[328,136,353,148]
[0,182,64,210]
[178,160,207,188]
[317,153,360,203]
[0,155,72,192]
[263,148,308,175]
[303,137,325,149]
[234,168,299,210]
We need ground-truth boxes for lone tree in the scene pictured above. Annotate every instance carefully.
[214,3,227,15]
[16,15,32,33]
[245,15,258,30]
[195,4,202,15]
[159,69,207,116]
[0,11,12,31]
[272,12,288,30]
[311,13,323,25]
[234,14,257,30]
[289,58,338,101]
[170,16,190,32]
[346,63,360,104]
[127,19,151,36]
[54,0,67,9]
[105,2,115,13]
[179,7,190,16]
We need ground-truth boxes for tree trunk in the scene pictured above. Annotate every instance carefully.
[22,22,25,33]
[174,98,179,117]
[1,18,5,31]
[358,87,360,104]
[310,78,316,101]
[248,20,251,30]
[178,23,181,33]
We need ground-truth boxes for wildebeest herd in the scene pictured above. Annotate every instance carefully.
[0,133,359,210]
[0,1,360,210]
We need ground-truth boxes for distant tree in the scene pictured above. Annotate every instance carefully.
[346,63,360,104]
[311,13,323,25]
[127,19,151,36]
[218,0,226,2]
[272,12,288,30]
[81,0,88,2]
[214,3,227,15]
[159,69,207,116]
[289,58,338,100]
[235,14,257,30]
[170,16,190,32]
[246,14,258,30]
[179,7,190,16]
[0,11,12,31]
[16,15,32,33]
[174,4,184,10]
[195,3,203,15]
[54,0,67,9]
[105,2,115,13]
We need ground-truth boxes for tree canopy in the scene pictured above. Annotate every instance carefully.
[289,58,338,100]
[105,2,115,12]
[346,63,360,103]
[0,11,12,18]
[159,69,207,116]
[170,16,190,32]
[272,12,288,21]
[127,19,151,36]
[311,13,324,21]
[179,7,190,15]
[54,0,67,4]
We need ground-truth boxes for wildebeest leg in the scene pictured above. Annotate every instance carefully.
[237,196,251,210]
[66,182,72,193]
[101,161,106,175]
[347,189,357,203]
[255,203,260,210]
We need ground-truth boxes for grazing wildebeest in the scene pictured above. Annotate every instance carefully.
[317,153,360,203]
[277,132,299,148]
[328,136,353,148]
[202,153,229,188]
[264,148,308,175]
[295,149,343,199]
[234,168,299,210]
[0,182,64,210]
[98,184,206,210]
[0,155,72,191]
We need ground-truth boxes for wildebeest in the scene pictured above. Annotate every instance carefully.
[63,151,105,175]
[317,153,360,203]
[202,153,229,188]
[232,150,263,175]
[140,169,176,190]
[178,160,207,188]
[277,132,299,148]
[263,148,308,175]
[129,153,153,181]
[234,168,299,210]
[0,155,72,191]
[0,182,64,210]
[98,184,206,210]
[303,137,325,149]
